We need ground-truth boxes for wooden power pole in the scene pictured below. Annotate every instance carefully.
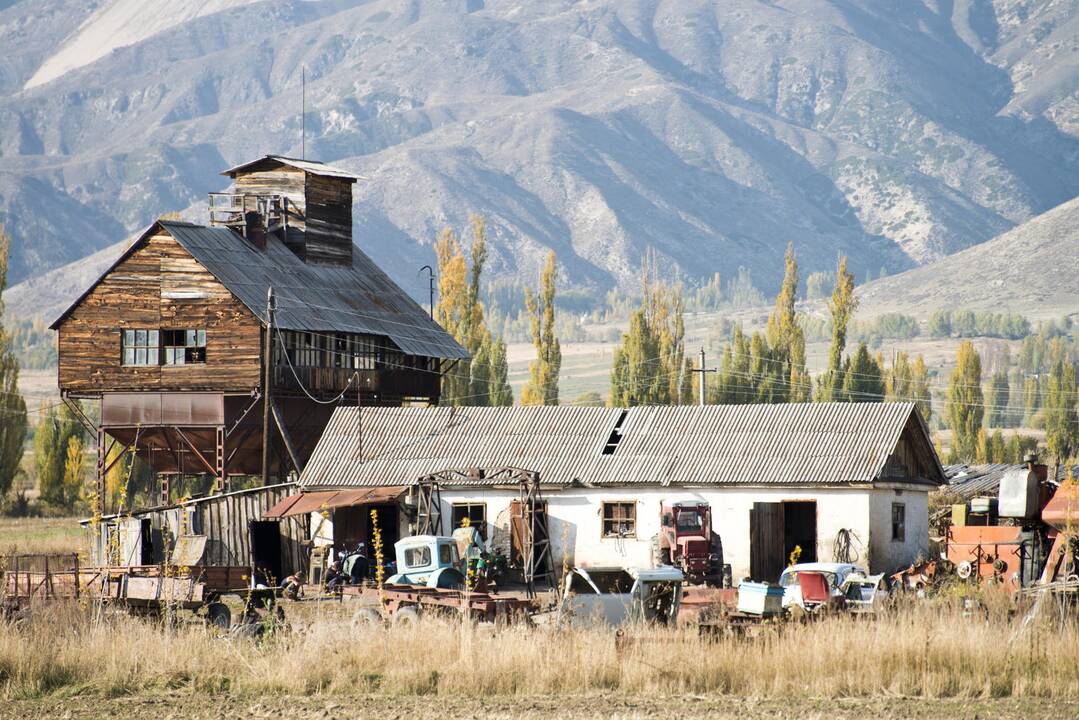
[261,287,276,485]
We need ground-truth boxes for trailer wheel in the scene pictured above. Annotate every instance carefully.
[206,602,231,630]
[352,607,384,629]
[393,605,421,627]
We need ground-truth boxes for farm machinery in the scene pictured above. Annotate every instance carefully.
[652,501,726,586]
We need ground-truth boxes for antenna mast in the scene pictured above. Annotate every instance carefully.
[301,65,306,160]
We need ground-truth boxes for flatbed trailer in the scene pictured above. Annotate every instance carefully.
[1,554,256,619]
[342,582,539,624]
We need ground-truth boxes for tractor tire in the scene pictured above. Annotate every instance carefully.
[352,607,384,630]
[393,605,421,628]
[206,602,231,631]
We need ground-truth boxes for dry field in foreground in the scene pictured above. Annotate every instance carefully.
[1,598,1078,712]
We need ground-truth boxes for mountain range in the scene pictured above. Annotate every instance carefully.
[1,0,1077,307]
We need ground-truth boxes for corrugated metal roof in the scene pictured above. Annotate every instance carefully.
[161,222,466,359]
[220,155,366,180]
[298,403,944,489]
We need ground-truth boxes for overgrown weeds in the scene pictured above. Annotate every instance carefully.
[2,599,1079,700]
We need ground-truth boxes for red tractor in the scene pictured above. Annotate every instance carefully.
[652,501,725,586]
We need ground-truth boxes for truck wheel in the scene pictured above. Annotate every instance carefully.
[352,607,384,629]
[393,606,421,627]
[206,602,231,631]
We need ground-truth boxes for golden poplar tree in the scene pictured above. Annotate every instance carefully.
[815,255,857,402]
[522,251,561,406]
[765,243,809,402]
[947,341,984,461]
[0,225,26,497]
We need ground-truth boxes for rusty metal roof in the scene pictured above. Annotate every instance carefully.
[298,403,944,489]
[53,221,468,360]
[220,155,365,180]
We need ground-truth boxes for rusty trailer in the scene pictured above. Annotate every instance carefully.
[342,583,538,624]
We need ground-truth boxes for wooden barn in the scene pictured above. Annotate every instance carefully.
[52,155,468,514]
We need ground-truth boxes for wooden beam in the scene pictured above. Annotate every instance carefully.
[270,397,303,476]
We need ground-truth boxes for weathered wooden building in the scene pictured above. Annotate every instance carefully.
[52,155,468,513]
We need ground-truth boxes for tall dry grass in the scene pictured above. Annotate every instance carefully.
[2,598,1079,700]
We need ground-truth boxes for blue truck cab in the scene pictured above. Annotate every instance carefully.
[386,535,467,589]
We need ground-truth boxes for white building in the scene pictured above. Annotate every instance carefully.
[280,403,944,582]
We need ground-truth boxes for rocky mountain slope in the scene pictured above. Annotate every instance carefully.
[857,195,1079,320]
[0,0,1076,304]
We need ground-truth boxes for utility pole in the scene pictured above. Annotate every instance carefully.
[261,287,276,486]
[691,347,718,407]
[419,265,436,318]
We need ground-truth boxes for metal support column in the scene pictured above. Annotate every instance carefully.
[215,425,227,493]
[95,430,106,516]
[519,470,554,597]
[414,475,443,536]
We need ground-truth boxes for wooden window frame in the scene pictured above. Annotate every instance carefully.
[601,501,636,539]
[451,502,487,540]
[121,329,159,366]
[891,502,906,543]
[162,329,207,366]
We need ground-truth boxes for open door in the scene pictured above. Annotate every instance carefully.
[783,501,817,564]
[250,521,283,583]
[750,502,785,582]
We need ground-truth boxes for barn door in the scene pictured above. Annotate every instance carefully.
[750,502,785,582]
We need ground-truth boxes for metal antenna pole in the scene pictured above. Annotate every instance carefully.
[419,265,435,318]
[301,66,306,160]
[261,287,276,486]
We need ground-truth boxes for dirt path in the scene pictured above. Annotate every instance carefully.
[5,693,1076,720]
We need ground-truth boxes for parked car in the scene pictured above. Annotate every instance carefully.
[778,562,868,611]
[838,572,889,613]
[552,566,684,627]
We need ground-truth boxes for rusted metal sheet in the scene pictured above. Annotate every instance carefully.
[101,392,224,427]
[263,486,405,519]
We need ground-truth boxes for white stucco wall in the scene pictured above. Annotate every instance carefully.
[866,485,930,571]
[307,483,930,580]
[434,484,929,581]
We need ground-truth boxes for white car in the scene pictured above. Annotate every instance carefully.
[778,562,868,610]
[552,566,684,627]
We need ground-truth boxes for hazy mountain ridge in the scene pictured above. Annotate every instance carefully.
[0,0,1076,301]
[856,195,1079,320]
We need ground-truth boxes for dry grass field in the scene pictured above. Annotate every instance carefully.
[0,596,1078,718]
[0,516,84,556]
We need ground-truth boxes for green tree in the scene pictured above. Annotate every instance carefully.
[1023,376,1041,426]
[815,256,857,402]
[947,341,984,462]
[986,370,1010,428]
[843,343,885,402]
[434,215,513,405]
[610,254,686,406]
[0,225,26,497]
[35,404,82,508]
[910,355,932,424]
[765,244,810,402]
[1044,354,1079,464]
[521,251,561,406]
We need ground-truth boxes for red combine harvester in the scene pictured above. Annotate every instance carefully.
[942,457,1076,592]
[653,501,726,586]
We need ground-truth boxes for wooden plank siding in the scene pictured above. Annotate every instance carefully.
[57,230,262,394]
[303,173,353,266]
[234,167,308,259]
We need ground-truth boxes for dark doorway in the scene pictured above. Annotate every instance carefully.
[750,500,819,582]
[250,521,283,583]
[368,503,400,548]
[333,506,366,554]
[140,519,153,565]
[750,502,785,582]
[783,501,818,564]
